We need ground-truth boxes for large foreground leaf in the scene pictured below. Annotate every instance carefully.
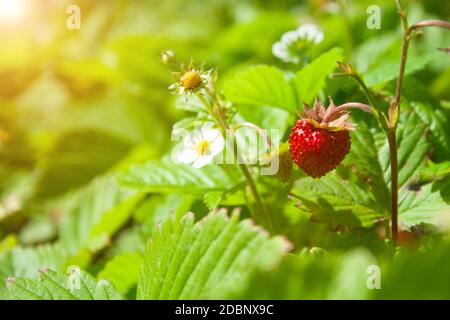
[137,210,291,299]
[119,160,239,195]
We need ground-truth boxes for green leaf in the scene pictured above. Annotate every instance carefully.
[411,161,450,184]
[223,65,296,113]
[137,210,290,299]
[2,269,121,300]
[400,78,450,161]
[292,174,384,228]
[234,106,291,144]
[97,253,143,296]
[393,109,430,187]
[347,108,430,211]
[59,175,143,256]
[203,191,224,210]
[0,244,67,279]
[346,126,390,207]
[399,180,450,229]
[119,160,239,195]
[364,51,440,88]
[293,47,344,105]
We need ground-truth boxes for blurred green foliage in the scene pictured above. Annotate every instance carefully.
[0,0,449,300]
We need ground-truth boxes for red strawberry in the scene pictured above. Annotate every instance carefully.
[289,98,357,178]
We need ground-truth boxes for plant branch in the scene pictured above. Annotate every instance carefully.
[388,0,409,246]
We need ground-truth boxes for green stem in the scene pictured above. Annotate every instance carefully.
[352,74,378,110]
[385,0,410,246]
[196,93,274,232]
[387,130,398,246]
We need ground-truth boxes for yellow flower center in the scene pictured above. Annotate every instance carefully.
[196,140,210,156]
[180,70,202,90]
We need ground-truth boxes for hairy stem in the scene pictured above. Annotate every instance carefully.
[388,0,409,245]
[388,130,398,246]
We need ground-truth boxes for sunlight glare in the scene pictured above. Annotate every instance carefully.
[0,0,28,24]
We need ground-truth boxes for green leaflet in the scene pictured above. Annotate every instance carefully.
[348,108,430,207]
[411,161,450,184]
[400,78,450,161]
[97,252,143,296]
[292,174,384,228]
[137,210,291,300]
[399,179,450,229]
[119,160,239,195]
[223,65,297,113]
[293,47,344,105]
[59,175,143,257]
[364,51,440,88]
[0,244,67,280]
[1,269,121,300]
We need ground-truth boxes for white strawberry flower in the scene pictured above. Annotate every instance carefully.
[272,24,324,64]
[173,122,225,168]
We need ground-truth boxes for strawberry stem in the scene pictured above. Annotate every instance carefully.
[387,2,450,246]
[388,129,398,246]
[322,102,372,123]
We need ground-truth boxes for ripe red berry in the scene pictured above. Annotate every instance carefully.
[289,119,350,178]
[289,99,355,178]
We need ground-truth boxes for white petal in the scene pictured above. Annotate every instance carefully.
[209,135,225,156]
[297,24,323,44]
[181,133,197,149]
[191,127,204,144]
[192,154,214,168]
[202,126,221,142]
[174,148,198,164]
[272,42,289,57]
[281,30,300,45]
